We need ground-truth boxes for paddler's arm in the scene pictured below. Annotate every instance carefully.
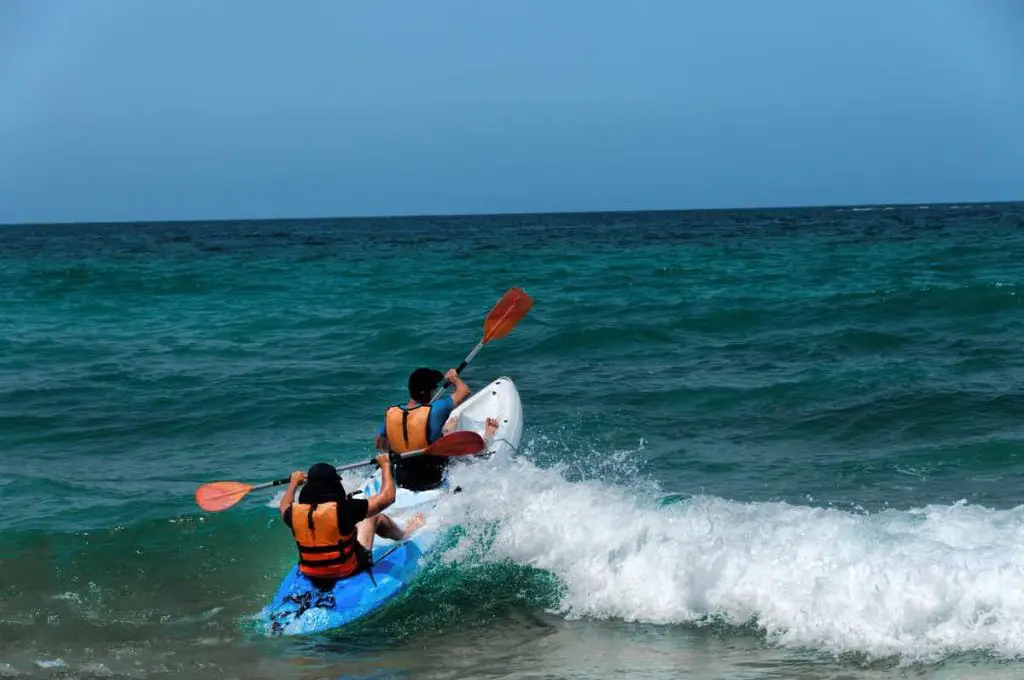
[365,452,397,516]
[445,368,471,406]
[374,419,388,452]
[279,470,305,519]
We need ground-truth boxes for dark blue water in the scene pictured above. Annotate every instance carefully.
[2,202,1024,678]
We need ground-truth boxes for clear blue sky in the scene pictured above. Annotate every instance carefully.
[2,1,1022,224]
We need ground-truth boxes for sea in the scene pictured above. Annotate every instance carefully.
[2,202,1024,679]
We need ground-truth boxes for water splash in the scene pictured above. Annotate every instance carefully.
[435,451,1024,664]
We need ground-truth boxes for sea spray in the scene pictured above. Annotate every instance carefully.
[436,453,1024,663]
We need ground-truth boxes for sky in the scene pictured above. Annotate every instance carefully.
[1,1,1023,224]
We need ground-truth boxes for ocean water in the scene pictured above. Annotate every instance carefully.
[2,202,1024,679]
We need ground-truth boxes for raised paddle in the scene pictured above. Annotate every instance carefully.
[194,430,485,513]
[431,287,534,402]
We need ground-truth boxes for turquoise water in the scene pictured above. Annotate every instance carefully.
[2,203,1024,678]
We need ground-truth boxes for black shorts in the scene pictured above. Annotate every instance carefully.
[395,457,447,491]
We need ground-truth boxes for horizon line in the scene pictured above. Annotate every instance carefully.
[2,197,1021,229]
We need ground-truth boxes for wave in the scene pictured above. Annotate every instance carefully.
[9,438,1024,671]
[433,449,1024,664]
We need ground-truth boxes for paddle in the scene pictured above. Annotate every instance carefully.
[194,430,485,513]
[430,287,534,402]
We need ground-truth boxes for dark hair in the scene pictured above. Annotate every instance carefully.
[408,367,443,403]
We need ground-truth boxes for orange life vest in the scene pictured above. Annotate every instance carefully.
[384,403,433,453]
[290,502,360,579]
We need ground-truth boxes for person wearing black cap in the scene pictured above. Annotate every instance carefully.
[278,453,424,587]
[374,367,471,491]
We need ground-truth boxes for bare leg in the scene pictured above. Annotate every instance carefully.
[484,417,499,442]
[355,512,427,550]
[445,416,497,441]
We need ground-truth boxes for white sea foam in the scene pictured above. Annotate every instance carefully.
[435,454,1024,664]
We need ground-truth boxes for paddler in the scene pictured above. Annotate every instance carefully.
[374,367,471,491]
[279,457,424,588]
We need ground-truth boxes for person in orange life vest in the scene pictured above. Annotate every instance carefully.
[374,367,471,491]
[278,456,425,587]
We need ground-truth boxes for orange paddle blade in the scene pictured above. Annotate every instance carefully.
[195,481,254,512]
[424,430,486,457]
[483,287,533,343]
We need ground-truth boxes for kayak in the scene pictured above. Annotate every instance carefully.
[262,376,523,636]
[445,374,523,462]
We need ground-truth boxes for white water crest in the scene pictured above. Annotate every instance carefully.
[435,449,1024,664]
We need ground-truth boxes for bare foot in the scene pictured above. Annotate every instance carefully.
[403,512,426,537]
[485,417,499,439]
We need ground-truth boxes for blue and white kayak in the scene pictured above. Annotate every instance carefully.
[262,376,523,636]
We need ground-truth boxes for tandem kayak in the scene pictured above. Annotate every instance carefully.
[262,376,523,636]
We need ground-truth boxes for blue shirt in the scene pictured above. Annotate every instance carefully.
[378,396,456,444]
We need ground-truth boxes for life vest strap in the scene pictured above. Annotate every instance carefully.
[299,554,349,568]
[295,541,355,555]
[385,403,432,453]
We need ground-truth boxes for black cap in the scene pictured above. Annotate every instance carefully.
[299,462,344,504]
[307,462,341,486]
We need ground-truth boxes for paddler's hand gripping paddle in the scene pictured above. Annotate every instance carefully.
[430,287,534,403]
[194,430,485,512]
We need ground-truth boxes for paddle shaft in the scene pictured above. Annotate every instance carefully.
[430,340,483,403]
[428,287,532,403]
[254,444,439,492]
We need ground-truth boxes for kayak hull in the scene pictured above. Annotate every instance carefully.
[262,376,523,637]
[448,375,523,461]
